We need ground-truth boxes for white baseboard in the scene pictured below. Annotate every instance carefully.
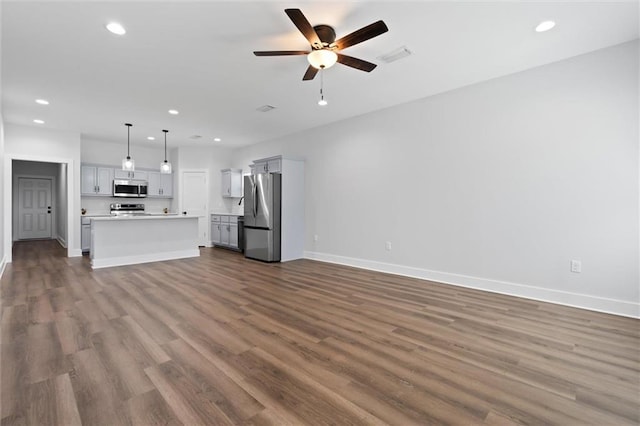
[304,251,639,319]
[91,249,200,269]
[0,255,6,279]
[69,248,83,257]
[56,236,67,248]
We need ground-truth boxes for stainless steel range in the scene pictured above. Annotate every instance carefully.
[110,203,147,216]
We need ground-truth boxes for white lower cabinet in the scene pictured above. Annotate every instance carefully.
[81,217,91,253]
[211,214,240,251]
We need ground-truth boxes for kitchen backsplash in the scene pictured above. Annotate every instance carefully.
[81,197,172,215]
[219,196,244,215]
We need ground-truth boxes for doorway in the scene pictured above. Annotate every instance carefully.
[17,177,52,240]
[180,170,209,246]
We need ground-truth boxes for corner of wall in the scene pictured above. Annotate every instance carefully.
[56,236,67,249]
[0,254,6,279]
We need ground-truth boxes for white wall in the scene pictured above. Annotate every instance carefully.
[82,138,170,170]
[172,145,237,244]
[175,145,239,214]
[57,163,67,246]
[0,1,5,273]
[4,124,81,259]
[0,116,5,272]
[232,41,639,317]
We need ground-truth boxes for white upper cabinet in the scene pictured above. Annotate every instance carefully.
[148,172,173,198]
[81,165,113,196]
[114,169,148,181]
[252,157,281,174]
[81,163,172,198]
[221,168,242,197]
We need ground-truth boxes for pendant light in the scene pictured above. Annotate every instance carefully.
[318,68,328,106]
[122,123,135,171]
[160,129,172,174]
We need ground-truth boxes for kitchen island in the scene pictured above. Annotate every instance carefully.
[90,215,200,269]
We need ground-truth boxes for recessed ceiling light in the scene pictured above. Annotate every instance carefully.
[377,46,412,64]
[106,22,126,35]
[168,109,179,115]
[535,20,556,33]
[35,99,49,105]
[256,105,276,112]
[213,137,221,142]
[33,119,45,124]
[147,136,155,140]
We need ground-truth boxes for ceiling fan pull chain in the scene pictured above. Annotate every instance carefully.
[318,68,328,106]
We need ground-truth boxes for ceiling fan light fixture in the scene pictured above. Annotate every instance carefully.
[307,49,338,69]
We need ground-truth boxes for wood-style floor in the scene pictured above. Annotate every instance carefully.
[1,240,639,425]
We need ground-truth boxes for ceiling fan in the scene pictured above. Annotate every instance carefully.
[253,8,389,81]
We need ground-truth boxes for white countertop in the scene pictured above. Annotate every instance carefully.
[210,211,244,217]
[91,214,197,221]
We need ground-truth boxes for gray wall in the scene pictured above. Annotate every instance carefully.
[232,41,639,316]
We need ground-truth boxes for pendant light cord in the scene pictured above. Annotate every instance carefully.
[163,130,169,161]
[125,123,132,158]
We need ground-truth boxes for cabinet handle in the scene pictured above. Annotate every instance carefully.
[97,186,100,192]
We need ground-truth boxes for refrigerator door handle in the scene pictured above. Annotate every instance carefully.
[253,182,258,218]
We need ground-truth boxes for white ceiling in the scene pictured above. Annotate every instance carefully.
[2,1,638,150]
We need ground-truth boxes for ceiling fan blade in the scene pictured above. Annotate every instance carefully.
[254,50,309,56]
[285,8,322,49]
[302,65,319,81]
[336,54,377,72]
[333,20,388,50]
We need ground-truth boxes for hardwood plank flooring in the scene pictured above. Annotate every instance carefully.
[1,240,639,425]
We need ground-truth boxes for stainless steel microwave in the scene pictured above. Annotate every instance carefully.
[113,179,148,198]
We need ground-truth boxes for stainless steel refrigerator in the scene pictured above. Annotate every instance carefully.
[243,173,281,262]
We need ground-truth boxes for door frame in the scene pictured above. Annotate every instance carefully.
[15,175,56,241]
[4,154,76,263]
[179,169,210,247]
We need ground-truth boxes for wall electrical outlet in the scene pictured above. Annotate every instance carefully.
[313,234,318,242]
[385,241,392,251]
[570,260,582,273]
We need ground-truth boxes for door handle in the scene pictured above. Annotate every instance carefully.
[253,183,258,218]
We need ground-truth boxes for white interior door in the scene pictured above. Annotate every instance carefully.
[18,178,52,240]
[181,171,208,246]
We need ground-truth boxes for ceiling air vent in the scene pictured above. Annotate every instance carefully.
[189,135,202,140]
[256,105,276,113]
[377,46,412,64]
